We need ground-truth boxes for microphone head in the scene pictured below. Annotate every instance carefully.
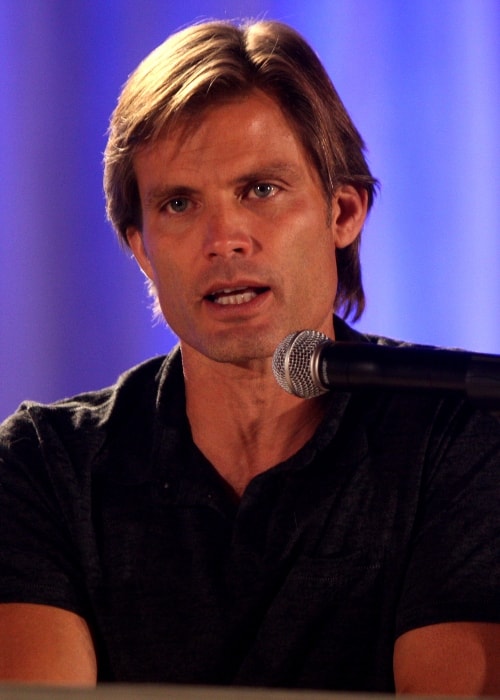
[272,329,330,399]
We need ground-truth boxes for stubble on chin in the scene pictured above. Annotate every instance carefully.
[186,329,279,367]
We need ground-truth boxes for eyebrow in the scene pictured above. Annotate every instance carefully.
[143,161,304,208]
[144,185,198,210]
[232,161,303,185]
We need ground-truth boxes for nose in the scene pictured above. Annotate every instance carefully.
[202,203,254,260]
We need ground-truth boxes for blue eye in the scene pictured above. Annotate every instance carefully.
[252,183,276,198]
[166,197,189,213]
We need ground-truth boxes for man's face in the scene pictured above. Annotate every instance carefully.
[128,90,351,366]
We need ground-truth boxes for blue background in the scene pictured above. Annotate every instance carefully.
[1,0,499,421]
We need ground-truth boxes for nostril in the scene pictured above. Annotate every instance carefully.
[204,236,252,259]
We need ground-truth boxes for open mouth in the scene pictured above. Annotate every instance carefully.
[206,286,269,306]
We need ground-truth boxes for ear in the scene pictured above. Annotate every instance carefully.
[126,226,155,281]
[331,185,369,249]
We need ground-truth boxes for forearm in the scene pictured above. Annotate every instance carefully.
[0,603,97,686]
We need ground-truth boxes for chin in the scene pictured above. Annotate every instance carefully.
[198,332,279,365]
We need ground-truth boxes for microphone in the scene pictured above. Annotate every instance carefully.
[272,330,500,407]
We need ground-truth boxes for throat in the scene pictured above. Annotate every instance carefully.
[190,397,327,498]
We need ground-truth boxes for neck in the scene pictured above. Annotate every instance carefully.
[182,349,327,497]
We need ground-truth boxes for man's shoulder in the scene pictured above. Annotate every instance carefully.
[334,315,418,349]
[0,349,182,449]
[333,315,500,448]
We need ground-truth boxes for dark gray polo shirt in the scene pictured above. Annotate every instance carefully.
[0,319,499,690]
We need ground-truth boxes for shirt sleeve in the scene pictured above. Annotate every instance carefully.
[0,404,91,617]
[395,402,500,637]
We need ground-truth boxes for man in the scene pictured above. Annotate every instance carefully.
[0,19,498,693]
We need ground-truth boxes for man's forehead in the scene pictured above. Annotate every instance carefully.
[131,89,325,197]
[137,89,300,158]
[168,88,284,134]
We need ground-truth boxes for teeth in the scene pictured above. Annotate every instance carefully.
[214,289,257,305]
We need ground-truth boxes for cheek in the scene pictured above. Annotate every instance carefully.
[153,259,185,302]
[149,251,206,339]
[287,223,338,304]
[153,268,191,335]
[284,212,336,271]
[142,237,182,285]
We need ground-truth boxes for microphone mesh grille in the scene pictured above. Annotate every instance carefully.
[272,330,329,399]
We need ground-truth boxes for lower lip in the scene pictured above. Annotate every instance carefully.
[203,289,271,318]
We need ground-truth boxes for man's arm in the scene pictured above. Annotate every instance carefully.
[394,621,500,695]
[0,603,97,685]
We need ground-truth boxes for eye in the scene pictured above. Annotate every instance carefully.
[162,197,190,214]
[249,183,278,199]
